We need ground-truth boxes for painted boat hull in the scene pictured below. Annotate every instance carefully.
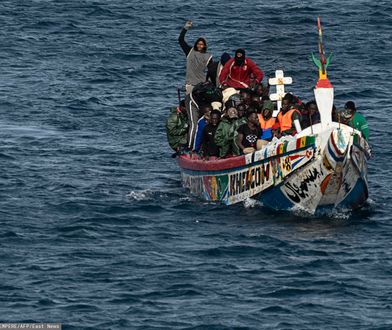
[178,125,370,214]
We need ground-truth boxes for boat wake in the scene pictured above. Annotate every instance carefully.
[126,189,153,201]
[242,197,354,220]
[243,198,262,208]
[126,189,197,205]
[301,207,352,220]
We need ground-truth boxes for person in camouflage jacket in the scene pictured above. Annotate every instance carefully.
[231,104,248,155]
[214,107,238,158]
[166,101,188,151]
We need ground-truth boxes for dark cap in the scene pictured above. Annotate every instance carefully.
[262,100,274,111]
[235,48,245,57]
[344,101,356,112]
[220,52,231,65]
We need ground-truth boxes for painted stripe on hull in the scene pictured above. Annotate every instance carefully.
[337,178,368,210]
[178,145,316,175]
[178,155,246,171]
[327,140,345,163]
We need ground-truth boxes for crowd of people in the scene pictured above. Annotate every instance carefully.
[166,21,369,159]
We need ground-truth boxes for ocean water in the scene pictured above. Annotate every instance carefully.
[0,0,391,329]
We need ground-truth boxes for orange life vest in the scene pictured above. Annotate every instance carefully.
[278,109,301,133]
[258,114,277,130]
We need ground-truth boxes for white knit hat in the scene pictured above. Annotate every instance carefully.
[211,101,222,111]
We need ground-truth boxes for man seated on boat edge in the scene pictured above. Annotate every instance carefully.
[342,101,369,141]
[166,100,188,152]
[236,110,264,154]
[200,110,221,159]
[219,49,264,90]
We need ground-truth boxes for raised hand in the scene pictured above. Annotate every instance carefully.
[184,20,193,30]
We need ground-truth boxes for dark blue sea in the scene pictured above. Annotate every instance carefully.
[0,1,391,329]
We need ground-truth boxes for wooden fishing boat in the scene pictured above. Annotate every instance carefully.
[176,18,371,214]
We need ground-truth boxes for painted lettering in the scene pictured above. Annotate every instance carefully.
[229,163,272,197]
[284,167,322,203]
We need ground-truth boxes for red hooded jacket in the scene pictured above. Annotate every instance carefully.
[219,58,264,89]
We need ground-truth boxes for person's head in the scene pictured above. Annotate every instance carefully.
[262,100,274,119]
[254,83,268,97]
[229,93,242,107]
[199,104,213,117]
[251,94,261,105]
[249,101,261,114]
[220,52,231,66]
[224,99,235,111]
[236,103,246,118]
[194,37,207,52]
[234,48,246,66]
[282,93,294,112]
[342,101,356,120]
[210,110,221,126]
[226,107,238,121]
[241,89,252,106]
[247,110,259,126]
[305,100,318,116]
[342,101,357,121]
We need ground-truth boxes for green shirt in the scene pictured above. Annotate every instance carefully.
[347,112,369,141]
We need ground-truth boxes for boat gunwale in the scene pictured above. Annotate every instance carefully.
[178,144,317,175]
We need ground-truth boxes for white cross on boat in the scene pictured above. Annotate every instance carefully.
[268,70,292,117]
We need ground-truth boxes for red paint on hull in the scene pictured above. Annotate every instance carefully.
[177,154,246,171]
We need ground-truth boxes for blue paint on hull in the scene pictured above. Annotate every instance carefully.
[337,178,369,210]
[257,184,294,211]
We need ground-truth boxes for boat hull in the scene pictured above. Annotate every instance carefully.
[178,127,370,214]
